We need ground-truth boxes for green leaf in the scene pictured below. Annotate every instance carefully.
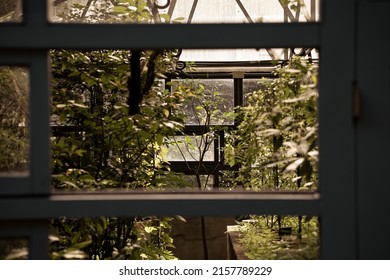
[113,6,127,13]
[63,181,79,189]
[163,122,174,128]
[156,134,164,146]
[5,248,28,260]
[195,105,204,111]
[74,149,85,157]
[63,249,88,259]
[260,128,280,137]
[144,226,157,233]
[285,158,304,172]
[185,135,192,144]
[159,14,171,22]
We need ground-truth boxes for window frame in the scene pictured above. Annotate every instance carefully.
[0,0,358,259]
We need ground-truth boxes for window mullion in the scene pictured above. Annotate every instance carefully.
[24,0,47,26]
[0,193,320,219]
[30,52,50,194]
[319,0,357,259]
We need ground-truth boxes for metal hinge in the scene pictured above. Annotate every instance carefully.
[353,81,361,122]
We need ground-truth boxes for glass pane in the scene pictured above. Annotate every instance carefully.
[0,0,22,23]
[50,49,318,192]
[181,48,288,62]
[244,79,267,94]
[0,66,29,176]
[48,0,320,23]
[181,48,319,63]
[165,135,215,162]
[243,78,270,106]
[0,238,28,260]
[171,79,234,125]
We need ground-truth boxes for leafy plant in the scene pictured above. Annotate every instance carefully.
[0,67,29,173]
[55,0,174,23]
[0,239,28,260]
[238,215,319,260]
[50,217,177,260]
[230,55,319,259]
[50,46,187,259]
[228,56,318,191]
[49,2,186,260]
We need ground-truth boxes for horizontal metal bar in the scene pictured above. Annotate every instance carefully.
[0,54,33,65]
[0,221,43,236]
[0,23,320,49]
[178,72,275,78]
[0,177,31,194]
[51,125,234,136]
[0,192,320,219]
[191,60,280,67]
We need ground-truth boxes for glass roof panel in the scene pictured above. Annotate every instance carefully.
[165,0,282,23]
[180,48,287,62]
[156,0,320,23]
[179,48,319,64]
[49,0,320,23]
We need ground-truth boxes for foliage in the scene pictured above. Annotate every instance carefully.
[230,56,319,259]
[49,2,186,260]
[56,0,182,23]
[49,51,184,259]
[58,0,152,23]
[0,67,29,173]
[0,239,28,260]
[225,56,319,259]
[238,215,319,260]
[50,217,177,260]
[51,49,185,190]
[166,57,319,259]
[50,47,185,259]
[227,56,318,191]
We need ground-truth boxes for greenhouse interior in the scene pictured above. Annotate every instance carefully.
[0,0,390,260]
